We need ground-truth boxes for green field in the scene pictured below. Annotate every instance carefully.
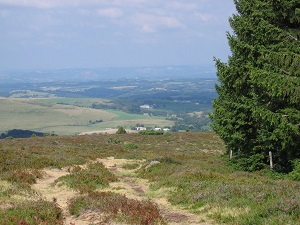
[0,98,173,135]
[35,98,112,108]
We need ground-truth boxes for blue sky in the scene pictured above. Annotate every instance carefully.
[0,0,236,70]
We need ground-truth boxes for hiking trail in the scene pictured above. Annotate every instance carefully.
[32,157,212,225]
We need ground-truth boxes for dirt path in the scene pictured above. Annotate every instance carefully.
[32,168,94,225]
[98,157,211,225]
[32,157,212,225]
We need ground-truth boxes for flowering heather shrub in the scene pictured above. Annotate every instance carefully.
[1,169,43,186]
[56,162,118,193]
[68,191,166,225]
[123,142,138,150]
[0,200,63,225]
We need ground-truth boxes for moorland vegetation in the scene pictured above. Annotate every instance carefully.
[0,132,299,224]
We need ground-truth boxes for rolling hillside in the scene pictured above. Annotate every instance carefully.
[0,98,173,135]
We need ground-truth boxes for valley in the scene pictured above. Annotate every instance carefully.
[0,69,216,135]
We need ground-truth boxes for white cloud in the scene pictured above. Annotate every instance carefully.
[97,8,123,18]
[134,14,184,33]
[167,2,198,11]
[141,24,155,33]
[194,13,213,22]
[0,0,54,8]
[0,0,153,8]
[0,0,236,69]
[161,17,184,28]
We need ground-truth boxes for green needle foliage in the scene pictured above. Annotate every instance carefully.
[211,0,300,172]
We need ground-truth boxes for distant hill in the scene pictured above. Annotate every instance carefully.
[0,65,216,83]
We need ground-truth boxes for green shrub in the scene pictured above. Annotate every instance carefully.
[229,154,266,172]
[0,200,63,225]
[163,132,172,136]
[116,127,126,134]
[123,142,138,150]
[153,157,181,165]
[56,163,118,192]
[107,137,121,144]
[288,160,300,181]
[122,163,140,170]
[1,169,43,186]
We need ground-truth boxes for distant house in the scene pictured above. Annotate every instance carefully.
[136,127,147,131]
[154,128,162,131]
[163,128,170,132]
[140,104,151,109]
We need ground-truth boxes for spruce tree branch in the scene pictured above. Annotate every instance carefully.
[286,32,298,41]
[279,68,290,75]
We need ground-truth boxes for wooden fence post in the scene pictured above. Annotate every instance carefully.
[230,150,233,159]
[269,151,273,169]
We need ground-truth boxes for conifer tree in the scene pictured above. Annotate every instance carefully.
[211,0,300,172]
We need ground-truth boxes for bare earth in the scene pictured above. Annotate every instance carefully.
[32,157,212,225]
